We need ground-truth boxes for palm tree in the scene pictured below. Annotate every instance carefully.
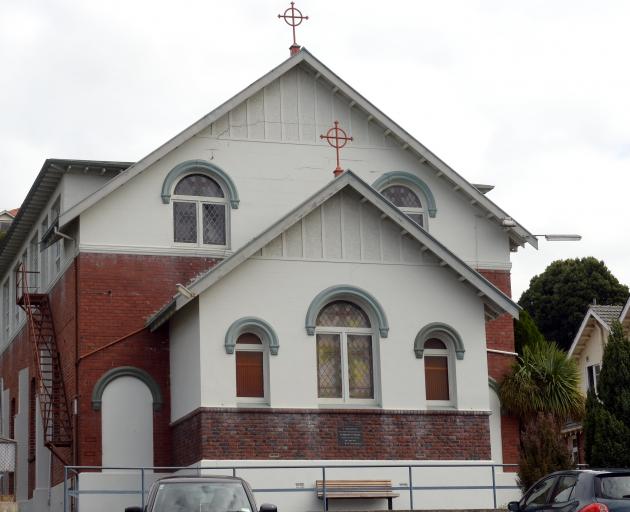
[499,338,584,421]
[500,338,583,490]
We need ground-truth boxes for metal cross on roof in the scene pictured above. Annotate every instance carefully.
[320,121,353,177]
[278,1,309,56]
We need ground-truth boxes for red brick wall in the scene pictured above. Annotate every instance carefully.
[478,269,519,469]
[76,252,218,471]
[0,252,218,491]
[172,408,491,465]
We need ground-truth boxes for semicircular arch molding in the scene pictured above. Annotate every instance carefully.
[372,171,437,218]
[414,322,465,360]
[92,366,163,411]
[161,160,240,208]
[305,285,389,338]
[225,317,280,355]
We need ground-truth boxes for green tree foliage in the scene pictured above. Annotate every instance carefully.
[499,339,584,421]
[519,257,629,351]
[517,413,573,492]
[584,321,630,467]
[514,310,545,355]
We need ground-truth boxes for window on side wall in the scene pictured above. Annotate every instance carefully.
[315,300,376,404]
[587,363,601,395]
[381,185,426,228]
[1,280,9,343]
[172,174,227,247]
[50,198,62,276]
[235,332,268,402]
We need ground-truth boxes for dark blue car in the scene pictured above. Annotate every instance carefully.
[509,470,630,512]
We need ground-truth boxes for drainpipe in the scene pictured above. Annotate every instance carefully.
[73,255,80,468]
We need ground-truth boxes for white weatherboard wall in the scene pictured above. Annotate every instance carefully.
[78,66,511,270]
[574,323,605,394]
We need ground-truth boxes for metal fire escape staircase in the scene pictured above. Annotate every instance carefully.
[16,264,72,448]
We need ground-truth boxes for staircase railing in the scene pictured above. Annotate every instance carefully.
[16,263,72,448]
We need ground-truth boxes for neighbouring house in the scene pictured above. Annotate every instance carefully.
[0,210,18,235]
[0,48,536,512]
[566,300,630,463]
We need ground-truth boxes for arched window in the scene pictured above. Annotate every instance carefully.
[381,185,426,228]
[423,337,456,406]
[315,300,376,402]
[172,174,227,246]
[235,332,268,402]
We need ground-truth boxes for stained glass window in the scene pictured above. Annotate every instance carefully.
[174,174,224,197]
[381,185,426,229]
[315,301,375,401]
[347,335,374,399]
[316,301,371,328]
[316,334,342,398]
[382,185,422,208]
[173,173,228,246]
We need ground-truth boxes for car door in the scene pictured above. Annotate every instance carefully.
[520,476,559,512]
[546,474,579,512]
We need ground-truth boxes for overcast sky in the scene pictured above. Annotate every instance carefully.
[1,1,628,301]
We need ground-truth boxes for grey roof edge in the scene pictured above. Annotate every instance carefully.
[58,48,536,249]
[567,306,617,358]
[0,159,132,276]
[146,171,520,331]
[59,51,308,229]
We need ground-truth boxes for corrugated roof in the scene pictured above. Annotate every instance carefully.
[591,305,623,327]
[0,159,131,276]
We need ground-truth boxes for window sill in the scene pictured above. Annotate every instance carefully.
[318,403,381,410]
[426,403,457,411]
[236,401,270,408]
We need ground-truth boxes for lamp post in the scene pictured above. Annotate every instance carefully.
[536,234,582,242]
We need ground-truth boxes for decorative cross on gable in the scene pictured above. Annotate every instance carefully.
[320,121,353,177]
[278,1,309,56]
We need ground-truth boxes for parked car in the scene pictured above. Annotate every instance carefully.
[124,475,277,512]
[508,470,630,512]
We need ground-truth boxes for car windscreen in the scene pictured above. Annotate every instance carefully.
[597,474,630,500]
[152,481,253,512]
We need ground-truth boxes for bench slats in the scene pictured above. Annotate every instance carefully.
[315,479,400,498]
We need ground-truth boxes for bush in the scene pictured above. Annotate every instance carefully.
[517,413,573,492]
[584,321,630,467]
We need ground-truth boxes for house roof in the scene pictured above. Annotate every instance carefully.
[591,305,623,327]
[0,159,131,276]
[567,304,623,359]
[147,170,521,331]
[0,209,18,219]
[59,48,536,251]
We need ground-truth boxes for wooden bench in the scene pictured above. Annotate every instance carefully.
[316,479,399,510]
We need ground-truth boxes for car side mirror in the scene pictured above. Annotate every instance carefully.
[125,507,143,512]
[507,502,520,512]
[259,504,277,512]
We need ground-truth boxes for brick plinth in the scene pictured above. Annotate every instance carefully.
[172,408,491,466]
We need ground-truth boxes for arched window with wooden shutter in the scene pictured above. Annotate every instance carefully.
[235,333,266,399]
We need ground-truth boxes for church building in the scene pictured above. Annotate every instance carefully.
[0,46,535,511]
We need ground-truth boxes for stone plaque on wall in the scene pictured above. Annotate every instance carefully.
[337,423,363,447]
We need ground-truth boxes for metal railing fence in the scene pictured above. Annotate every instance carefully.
[64,462,520,512]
